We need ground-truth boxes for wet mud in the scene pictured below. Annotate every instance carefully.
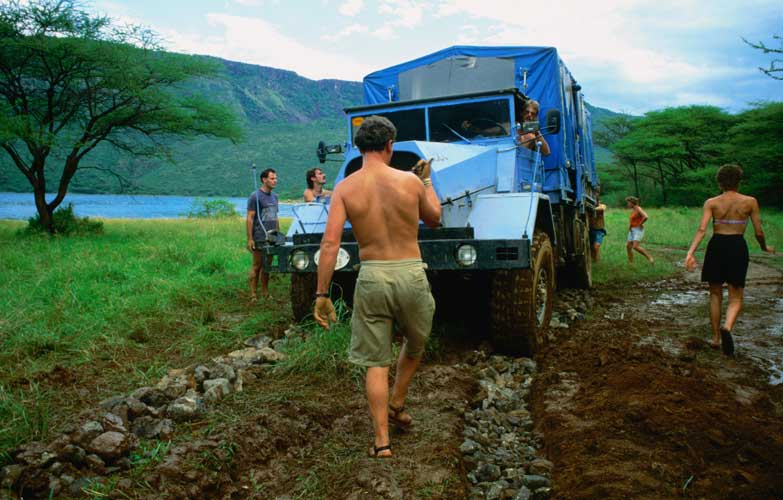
[532,257,783,499]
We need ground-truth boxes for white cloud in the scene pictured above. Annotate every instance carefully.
[339,0,364,16]
[379,0,427,27]
[232,0,264,6]
[372,25,398,40]
[321,23,368,41]
[432,0,769,106]
[164,13,370,81]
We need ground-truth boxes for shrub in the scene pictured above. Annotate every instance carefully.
[20,203,103,236]
[186,198,239,218]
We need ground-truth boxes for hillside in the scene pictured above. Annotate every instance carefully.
[0,57,621,199]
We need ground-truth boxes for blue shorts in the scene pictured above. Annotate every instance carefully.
[590,229,606,245]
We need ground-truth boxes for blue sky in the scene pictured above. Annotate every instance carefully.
[96,0,782,114]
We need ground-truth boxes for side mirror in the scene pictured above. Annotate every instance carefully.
[317,141,327,163]
[316,141,343,164]
[544,109,561,135]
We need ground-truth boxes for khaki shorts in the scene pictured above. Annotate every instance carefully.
[349,260,435,367]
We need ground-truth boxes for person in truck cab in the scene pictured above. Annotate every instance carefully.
[313,115,442,458]
[517,99,551,156]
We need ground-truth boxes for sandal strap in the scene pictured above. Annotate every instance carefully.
[373,444,391,455]
[389,404,405,415]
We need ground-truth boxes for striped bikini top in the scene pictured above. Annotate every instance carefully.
[714,219,746,225]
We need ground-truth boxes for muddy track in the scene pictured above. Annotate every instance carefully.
[3,258,782,499]
[129,259,783,499]
[532,259,783,499]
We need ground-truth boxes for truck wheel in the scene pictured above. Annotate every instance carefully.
[330,272,356,307]
[569,222,593,289]
[290,273,317,322]
[490,231,555,356]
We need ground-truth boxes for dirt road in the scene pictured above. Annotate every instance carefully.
[4,258,782,499]
[533,257,783,499]
[124,258,782,499]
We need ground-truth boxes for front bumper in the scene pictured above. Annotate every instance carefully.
[262,228,531,273]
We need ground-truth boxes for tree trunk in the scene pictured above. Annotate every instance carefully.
[631,160,641,198]
[657,161,668,205]
[33,180,55,234]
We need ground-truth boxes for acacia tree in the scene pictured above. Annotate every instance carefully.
[727,102,783,206]
[593,114,641,196]
[606,106,734,204]
[744,33,783,80]
[0,0,241,233]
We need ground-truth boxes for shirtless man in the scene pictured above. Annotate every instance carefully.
[589,194,607,262]
[313,116,441,458]
[303,167,331,202]
[685,164,775,355]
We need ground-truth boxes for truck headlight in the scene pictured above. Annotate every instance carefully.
[456,244,477,267]
[314,248,351,270]
[291,250,310,270]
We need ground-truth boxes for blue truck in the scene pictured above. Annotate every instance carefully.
[264,46,599,355]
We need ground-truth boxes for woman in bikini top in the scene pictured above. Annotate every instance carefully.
[684,164,774,355]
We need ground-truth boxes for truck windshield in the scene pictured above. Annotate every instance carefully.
[429,99,511,142]
[351,108,426,144]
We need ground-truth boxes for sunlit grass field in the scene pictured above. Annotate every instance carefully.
[0,217,294,456]
[592,207,783,284]
[0,208,780,457]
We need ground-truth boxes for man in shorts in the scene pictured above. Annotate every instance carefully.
[246,168,279,301]
[313,116,441,458]
[589,194,607,262]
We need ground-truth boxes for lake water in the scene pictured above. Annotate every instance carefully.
[0,192,295,220]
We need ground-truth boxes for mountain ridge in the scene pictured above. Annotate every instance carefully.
[0,56,620,199]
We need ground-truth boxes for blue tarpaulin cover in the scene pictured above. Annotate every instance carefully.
[363,46,595,195]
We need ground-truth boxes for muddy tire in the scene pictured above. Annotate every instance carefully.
[290,273,317,322]
[568,221,593,289]
[330,272,356,307]
[490,231,555,356]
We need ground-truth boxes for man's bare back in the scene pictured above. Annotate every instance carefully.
[336,159,436,261]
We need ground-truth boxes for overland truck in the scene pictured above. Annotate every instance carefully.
[263,46,599,355]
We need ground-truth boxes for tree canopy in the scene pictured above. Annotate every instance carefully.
[0,0,242,232]
[598,103,782,207]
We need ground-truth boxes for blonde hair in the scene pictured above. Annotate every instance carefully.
[624,196,640,206]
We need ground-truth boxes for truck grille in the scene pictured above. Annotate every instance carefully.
[496,247,519,260]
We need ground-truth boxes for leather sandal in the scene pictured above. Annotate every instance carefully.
[388,404,413,428]
[368,444,392,458]
[720,327,735,357]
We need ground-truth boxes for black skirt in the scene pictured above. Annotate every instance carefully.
[701,234,749,287]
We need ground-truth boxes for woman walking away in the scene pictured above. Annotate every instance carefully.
[625,196,654,265]
[684,164,775,356]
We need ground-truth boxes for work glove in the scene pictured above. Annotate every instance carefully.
[412,158,433,181]
[314,297,337,329]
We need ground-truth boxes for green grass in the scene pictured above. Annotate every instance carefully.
[592,207,783,283]
[0,217,293,456]
[1,209,780,458]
